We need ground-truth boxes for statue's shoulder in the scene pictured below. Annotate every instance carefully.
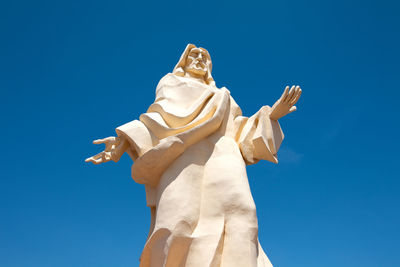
[159,73,181,84]
[156,73,182,90]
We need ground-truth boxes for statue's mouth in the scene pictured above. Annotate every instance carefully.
[195,61,205,69]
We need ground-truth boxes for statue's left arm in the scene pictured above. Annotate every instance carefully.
[235,85,301,164]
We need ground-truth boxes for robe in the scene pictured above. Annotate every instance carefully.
[116,73,284,267]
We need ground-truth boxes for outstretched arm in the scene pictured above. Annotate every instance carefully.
[269,85,302,121]
[85,135,129,164]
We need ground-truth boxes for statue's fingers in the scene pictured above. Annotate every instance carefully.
[290,88,302,105]
[290,86,301,105]
[288,86,299,103]
[85,152,104,163]
[85,156,103,164]
[93,136,115,145]
[288,106,297,113]
[91,158,104,164]
[285,86,296,103]
[93,139,105,144]
[281,86,290,101]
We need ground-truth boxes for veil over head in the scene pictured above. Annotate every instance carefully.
[173,44,216,86]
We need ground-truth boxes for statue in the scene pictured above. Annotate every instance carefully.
[86,44,302,267]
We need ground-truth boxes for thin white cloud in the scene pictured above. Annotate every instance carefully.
[279,147,303,164]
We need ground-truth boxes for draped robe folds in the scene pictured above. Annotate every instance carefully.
[116,73,284,267]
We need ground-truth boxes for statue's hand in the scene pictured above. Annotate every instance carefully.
[85,136,122,164]
[269,85,302,120]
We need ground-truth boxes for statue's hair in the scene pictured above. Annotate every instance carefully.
[173,44,216,86]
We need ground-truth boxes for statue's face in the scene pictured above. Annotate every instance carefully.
[185,48,209,77]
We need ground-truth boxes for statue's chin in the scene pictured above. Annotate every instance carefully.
[186,67,207,77]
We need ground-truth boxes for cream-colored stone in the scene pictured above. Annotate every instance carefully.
[86,44,302,267]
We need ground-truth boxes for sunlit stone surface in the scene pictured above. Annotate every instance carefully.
[86,44,302,267]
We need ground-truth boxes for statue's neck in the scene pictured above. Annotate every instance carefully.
[184,72,206,84]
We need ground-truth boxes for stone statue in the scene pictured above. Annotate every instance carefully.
[86,44,302,267]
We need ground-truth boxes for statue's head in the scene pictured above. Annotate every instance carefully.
[173,44,215,86]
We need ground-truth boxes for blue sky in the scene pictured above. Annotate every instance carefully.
[1,0,399,266]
